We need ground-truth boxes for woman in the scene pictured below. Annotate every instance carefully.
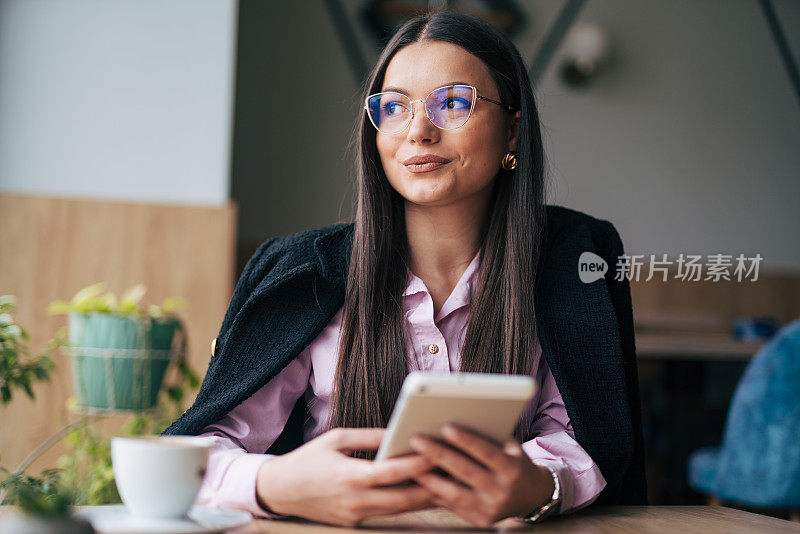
[164,11,646,527]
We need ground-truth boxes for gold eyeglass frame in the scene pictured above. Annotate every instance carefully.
[364,83,515,134]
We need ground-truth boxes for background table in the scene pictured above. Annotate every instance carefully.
[232,506,800,533]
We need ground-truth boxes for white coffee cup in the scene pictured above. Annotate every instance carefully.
[111,436,212,519]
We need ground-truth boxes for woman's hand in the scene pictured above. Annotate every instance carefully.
[256,428,437,526]
[410,424,555,527]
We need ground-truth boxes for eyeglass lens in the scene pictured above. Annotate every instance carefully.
[366,85,475,134]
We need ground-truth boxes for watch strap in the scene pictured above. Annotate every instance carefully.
[519,463,562,524]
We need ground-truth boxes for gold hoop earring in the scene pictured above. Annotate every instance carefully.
[501,151,518,171]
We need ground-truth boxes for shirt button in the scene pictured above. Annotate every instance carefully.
[428,344,439,354]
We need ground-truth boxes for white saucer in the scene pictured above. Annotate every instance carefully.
[74,505,252,534]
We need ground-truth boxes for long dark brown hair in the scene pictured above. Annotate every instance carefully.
[329,11,547,443]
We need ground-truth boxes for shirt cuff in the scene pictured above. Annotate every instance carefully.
[521,443,606,514]
[196,452,285,519]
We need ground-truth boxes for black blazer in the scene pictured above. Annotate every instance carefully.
[164,205,647,505]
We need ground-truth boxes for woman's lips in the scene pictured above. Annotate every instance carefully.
[404,161,449,173]
[402,155,452,174]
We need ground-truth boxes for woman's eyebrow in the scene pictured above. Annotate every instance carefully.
[380,81,473,95]
[381,86,410,95]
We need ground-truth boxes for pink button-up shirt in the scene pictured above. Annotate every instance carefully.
[195,249,606,517]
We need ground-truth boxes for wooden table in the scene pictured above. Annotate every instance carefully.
[3,505,798,533]
[231,506,800,534]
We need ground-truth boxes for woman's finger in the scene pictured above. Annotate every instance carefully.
[351,454,434,487]
[320,427,385,452]
[439,424,516,472]
[417,473,500,526]
[410,435,494,489]
[354,484,436,514]
[414,472,474,505]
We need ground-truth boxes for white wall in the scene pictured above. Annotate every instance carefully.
[528,0,800,271]
[0,0,238,205]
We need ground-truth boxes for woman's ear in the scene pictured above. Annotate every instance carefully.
[507,110,521,152]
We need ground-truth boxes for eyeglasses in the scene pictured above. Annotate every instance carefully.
[364,83,515,135]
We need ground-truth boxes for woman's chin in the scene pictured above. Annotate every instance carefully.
[395,177,458,206]
[400,188,456,207]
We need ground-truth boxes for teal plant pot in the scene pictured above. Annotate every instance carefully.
[68,312,179,410]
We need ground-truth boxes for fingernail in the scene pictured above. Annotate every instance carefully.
[410,435,428,449]
[441,424,458,439]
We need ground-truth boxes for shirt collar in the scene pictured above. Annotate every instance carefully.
[402,248,482,299]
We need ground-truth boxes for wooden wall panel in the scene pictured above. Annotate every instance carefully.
[0,193,236,473]
[631,270,800,328]
[630,265,800,358]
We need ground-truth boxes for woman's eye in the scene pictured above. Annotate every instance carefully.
[383,102,403,115]
[441,97,470,110]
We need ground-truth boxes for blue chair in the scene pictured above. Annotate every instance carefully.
[688,318,800,512]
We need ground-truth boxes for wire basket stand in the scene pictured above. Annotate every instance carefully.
[0,316,188,505]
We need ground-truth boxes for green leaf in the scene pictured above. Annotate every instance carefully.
[166,386,183,403]
[70,283,106,307]
[96,292,117,313]
[119,284,146,315]
[178,359,200,388]
[46,301,72,315]
[4,324,21,337]
[32,366,49,380]
[65,430,80,448]
[161,297,188,313]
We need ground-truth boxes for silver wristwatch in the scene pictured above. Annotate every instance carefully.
[519,464,561,524]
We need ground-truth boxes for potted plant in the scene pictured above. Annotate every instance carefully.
[48,284,188,410]
[1,291,200,529]
[0,467,93,534]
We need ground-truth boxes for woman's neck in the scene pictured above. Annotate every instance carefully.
[404,190,492,314]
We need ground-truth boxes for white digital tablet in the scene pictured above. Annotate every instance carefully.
[375,371,536,461]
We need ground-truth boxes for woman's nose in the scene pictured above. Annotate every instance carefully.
[406,101,440,144]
